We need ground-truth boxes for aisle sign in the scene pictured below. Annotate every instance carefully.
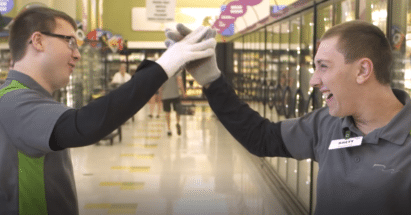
[146,0,175,23]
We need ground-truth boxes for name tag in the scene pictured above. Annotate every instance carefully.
[329,136,363,150]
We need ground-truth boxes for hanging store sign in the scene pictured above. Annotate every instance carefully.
[212,0,268,36]
[0,0,13,15]
[146,0,176,23]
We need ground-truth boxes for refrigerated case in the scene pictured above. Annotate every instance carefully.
[301,9,315,112]
[257,27,266,116]
[359,0,388,34]
[335,0,356,24]
[228,0,411,214]
[390,0,411,95]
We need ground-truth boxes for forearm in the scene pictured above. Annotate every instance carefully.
[203,76,292,157]
[49,60,168,150]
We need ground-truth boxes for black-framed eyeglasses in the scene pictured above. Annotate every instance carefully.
[29,32,78,50]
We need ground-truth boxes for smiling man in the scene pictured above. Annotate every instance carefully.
[0,7,216,215]
[166,21,411,214]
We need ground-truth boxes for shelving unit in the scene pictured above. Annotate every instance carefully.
[0,48,11,84]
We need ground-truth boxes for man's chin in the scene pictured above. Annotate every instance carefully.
[328,109,346,118]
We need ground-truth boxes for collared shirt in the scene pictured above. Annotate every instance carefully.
[0,70,77,214]
[281,89,411,214]
[205,76,411,215]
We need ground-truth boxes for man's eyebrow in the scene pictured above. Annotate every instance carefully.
[315,59,331,64]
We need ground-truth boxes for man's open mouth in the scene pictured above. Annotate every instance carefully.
[323,92,333,100]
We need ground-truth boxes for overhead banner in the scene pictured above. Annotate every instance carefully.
[146,0,176,23]
[0,0,13,15]
[213,0,269,36]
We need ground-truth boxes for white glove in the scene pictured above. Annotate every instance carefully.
[165,24,221,86]
[156,26,216,78]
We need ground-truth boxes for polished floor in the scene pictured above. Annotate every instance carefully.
[71,102,290,215]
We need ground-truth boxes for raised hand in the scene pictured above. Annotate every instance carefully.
[156,26,216,78]
[165,24,221,86]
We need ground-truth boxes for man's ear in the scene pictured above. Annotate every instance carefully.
[356,58,374,84]
[29,32,45,51]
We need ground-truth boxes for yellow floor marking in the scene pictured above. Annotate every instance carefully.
[132,135,161,139]
[120,153,154,159]
[129,166,150,173]
[111,166,150,173]
[126,144,158,148]
[100,182,145,190]
[84,203,111,209]
[108,203,138,214]
[85,203,137,214]
[135,129,162,133]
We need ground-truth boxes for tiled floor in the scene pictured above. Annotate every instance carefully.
[71,103,289,215]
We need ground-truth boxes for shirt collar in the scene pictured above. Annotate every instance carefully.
[342,89,411,145]
[6,70,53,98]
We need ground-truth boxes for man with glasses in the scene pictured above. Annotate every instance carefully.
[0,7,216,214]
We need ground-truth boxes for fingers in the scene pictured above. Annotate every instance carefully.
[187,48,215,61]
[176,23,192,36]
[166,30,184,42]
[169,24,216,45]
[184,26,211,43]
[205,29,217,40]
[164,39,175,48]
[189,38,216,52]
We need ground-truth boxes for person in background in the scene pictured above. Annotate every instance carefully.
[160,70,186,136]
[148,90,162,118]
[166,21,411,215]
[110,63,131,87]
[0,7,216,214]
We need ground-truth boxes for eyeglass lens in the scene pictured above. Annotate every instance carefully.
[69,38,78,50]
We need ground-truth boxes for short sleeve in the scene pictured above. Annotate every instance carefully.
[281,107,333,161]
[0,89,71,157]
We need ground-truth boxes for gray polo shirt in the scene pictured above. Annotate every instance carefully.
[0,71,77,214]
[281,89,411,214]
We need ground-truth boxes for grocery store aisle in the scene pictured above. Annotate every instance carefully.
[71,102,290,215]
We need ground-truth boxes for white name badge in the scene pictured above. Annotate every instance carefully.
[329,136,363,150]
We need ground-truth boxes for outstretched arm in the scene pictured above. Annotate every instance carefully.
[49,60,167,150]
[204,75,292,157]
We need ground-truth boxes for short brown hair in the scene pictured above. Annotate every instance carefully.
[320,20,392,85]
[9,7,77,64]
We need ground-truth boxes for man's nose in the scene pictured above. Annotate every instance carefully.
[72,48,81,61]
[309,70,321,88]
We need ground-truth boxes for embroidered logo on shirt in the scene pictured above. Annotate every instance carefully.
[373,164,402,174]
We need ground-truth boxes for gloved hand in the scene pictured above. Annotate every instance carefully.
[165,24,221,86]
[156,26,216,78]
